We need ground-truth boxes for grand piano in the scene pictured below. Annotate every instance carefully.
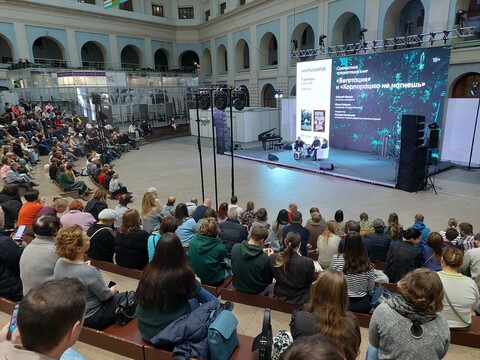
[258,128,283,150]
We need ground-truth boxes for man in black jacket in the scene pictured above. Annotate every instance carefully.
[282,211,310,256]
[219,208,248,257]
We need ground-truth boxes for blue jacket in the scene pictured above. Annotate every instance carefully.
[412,221,431,247]
[149,301,220,360]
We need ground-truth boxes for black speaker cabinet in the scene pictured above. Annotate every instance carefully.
[428,129,439,149]
[401,114,426,148]
[396,146,428,192]
[267,153,279,161]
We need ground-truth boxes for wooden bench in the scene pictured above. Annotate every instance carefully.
[88,258,231,296]
[89,176,116,199]
[220,283,300,313]
[0,296,255,358]
[51,180,80,199]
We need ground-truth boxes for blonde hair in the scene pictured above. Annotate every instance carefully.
[141,192,161,217]
[52,196,68,209]
[321,220,338,244]
[198,217,219,237]
[55,225,84,260]
[120,208,141,234]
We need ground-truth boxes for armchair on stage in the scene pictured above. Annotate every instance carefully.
[292,139,329,161]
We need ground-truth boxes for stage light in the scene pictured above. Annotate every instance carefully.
[319,35,327,47]
[404,20,413,35]
[471,82,479,96]
[443,30,450,44]
[291,39,298,51]
[232,88,246,111]
[214,89,228,111]
[456,10,468,26]
[359,28,368,42]
[198,90,210,110]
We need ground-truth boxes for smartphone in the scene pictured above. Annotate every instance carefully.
[13,225,26,241]
[108,281,116,288]
[6,305,19,341]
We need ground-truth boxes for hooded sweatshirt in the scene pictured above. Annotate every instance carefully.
[188,234,227,285]
[411,221,431,246]
[231,240,273,294]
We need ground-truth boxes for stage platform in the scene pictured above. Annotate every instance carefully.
[232,143,452,189]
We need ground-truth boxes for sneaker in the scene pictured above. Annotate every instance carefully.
[30,182,39,187]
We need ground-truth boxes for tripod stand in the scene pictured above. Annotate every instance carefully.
[416,149,440,194]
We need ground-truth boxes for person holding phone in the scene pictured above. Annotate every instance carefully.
[54,225,123,330]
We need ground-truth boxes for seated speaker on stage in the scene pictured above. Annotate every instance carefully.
[306,136,321,158]
[294,136,305,151]
[321,138,328,149]
[314,139,330,161]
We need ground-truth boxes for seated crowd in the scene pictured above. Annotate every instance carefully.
[1,102,479,359]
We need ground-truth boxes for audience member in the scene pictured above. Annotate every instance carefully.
[453,222,476,252]
[251,207,281,251]
[217,202,229,224]
[0,278,87,359]
[174,202,197,246]
[439,217,458,240]
[219,207,249,256]
[278,333,346,360]
[461,234,480,299]
[17,190,45,227]
[163,196,176,216]
[188,217,229,286]
[146,187,162,207]
[36,196,68,218]
[0,184,22,229]
[60,200,96,231]
[19,215,60,295]
[136,232,219,340]
[147,217,179,262]
[305,211,326,250]
[411,214,431,246]
[421,232,443,271]
[84,189,108,221]
[287,203,298,224]
[5,161,37,191]
[270,232,315,304]
[228,195,244,218]
[272,209,289,243]
[331,232,374,313]
[364,218,392,263]
[141,192,165,234]
[115,209,149,270]
[444,228,460,249]
[367,269,450,360]
[282,211,310,256]
[109,173,129,197]
[359,212,373,236]
[54,225,123,330]
[316,220,341,269]
[288,269,360,360]
[439,247,479,329]
[384,227,423,283]
[192,198,211,222]
[333,209,345,236]
[114,193,132,229]
[86,209,117,263]
[0,208,23,302]
[57,164,92,200]
[385,212,403,241]
[240,200,256,228]
[231,226,274,295]
[185,197,198,217]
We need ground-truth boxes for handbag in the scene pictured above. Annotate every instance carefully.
[208,309,239,360]
[114,291,137,326]
[443,289,471,329]
[252,308,273,360]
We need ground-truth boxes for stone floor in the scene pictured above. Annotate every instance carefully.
[22,134,480,359]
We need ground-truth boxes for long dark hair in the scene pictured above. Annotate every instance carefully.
[273,209,289,231]
[135,233,195,309]
[274,232,301,275]
[343,232,372,274]
[174,203,189,222]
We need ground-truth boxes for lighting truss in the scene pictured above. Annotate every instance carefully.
[291,26,477,58]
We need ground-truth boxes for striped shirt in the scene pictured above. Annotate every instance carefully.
[331,254,374,298]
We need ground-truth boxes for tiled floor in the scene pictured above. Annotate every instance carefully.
[29,135,480,359]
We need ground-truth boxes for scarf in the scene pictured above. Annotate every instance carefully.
[386,294,437,338]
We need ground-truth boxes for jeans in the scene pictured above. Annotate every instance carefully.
[188,288,220,310]
[365,344,378,360]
